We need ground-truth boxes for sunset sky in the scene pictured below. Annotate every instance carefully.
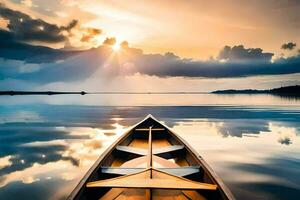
[1,0,300,91]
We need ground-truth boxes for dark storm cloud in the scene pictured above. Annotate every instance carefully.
[1,3,299,82]
[0,29,82,63]
[0,34,300,84]
[217,45,274,62]
[0,4,102,63]
[281,42,297,50]
[0,45,115,83]
[0,3,77,43]
[133,48,300,78]
[2,43,300,84]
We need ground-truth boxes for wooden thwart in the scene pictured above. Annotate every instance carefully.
[101,166,199,177]
[115,145,184,157]
[158,166,199,177]
[87,168,217,191]
[101,167,145,175]
[88,126,215,192]
[116,146,147,156]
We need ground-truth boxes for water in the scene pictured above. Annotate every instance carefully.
[0,94,300,200]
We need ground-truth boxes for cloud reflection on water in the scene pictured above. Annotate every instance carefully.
[0,119,127,190]
[0,105,299,199]
[172,119,300,200]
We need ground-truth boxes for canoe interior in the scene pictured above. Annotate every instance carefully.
[68,115,234,200]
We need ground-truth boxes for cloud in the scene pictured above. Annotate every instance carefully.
[218,120,270,137]
[0,3,77,43]
[103,37,116,46]
[1,43,300,85]
[132,48,300,78]
[271,123,297,145]
[2,3,299,84]
[0,45,117,83]
[281,42,297,50]
[278,136,292,145]
[0,3,102,63]
[80,27,102,42]
[217,45,273,62]
[120,40,129,48]
[20,0,37,8]
[0,30,81,63]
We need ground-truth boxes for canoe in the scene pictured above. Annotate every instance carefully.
[68,115,234,200]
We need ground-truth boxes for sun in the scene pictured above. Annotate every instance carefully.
[112,44,120,51]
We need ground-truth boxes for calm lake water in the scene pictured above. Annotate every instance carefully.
[0,94,300,200]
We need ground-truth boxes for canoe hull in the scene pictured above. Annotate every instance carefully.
[68,115,234,200]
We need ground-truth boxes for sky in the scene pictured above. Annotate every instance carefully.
[0,0,300,92]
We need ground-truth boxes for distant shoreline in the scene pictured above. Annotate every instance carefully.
[0,91,209,96]
[0,91,87,95]
[1,86,299,97]
[211,85,300,98]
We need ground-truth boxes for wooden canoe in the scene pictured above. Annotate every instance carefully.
[67,115,234,200]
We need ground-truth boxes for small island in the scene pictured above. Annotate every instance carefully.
[212,85,300,98]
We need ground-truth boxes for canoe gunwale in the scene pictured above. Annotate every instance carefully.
[149,116,235,200]
[67,115,152,200]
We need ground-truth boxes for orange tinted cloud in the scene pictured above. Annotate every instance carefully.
[103,37,116,46]
[80,27,102,42]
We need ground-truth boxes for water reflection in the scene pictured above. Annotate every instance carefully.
[172,120,300,200]
[0,105,299,199]
[1,93,300,106]
[0,112,128,199]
